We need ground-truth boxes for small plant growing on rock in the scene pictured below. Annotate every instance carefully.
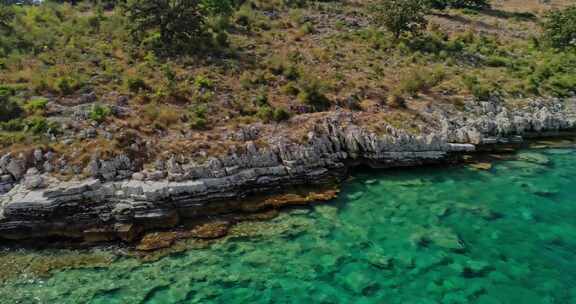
[257,106,274,122]
[189,105,208,130]
[89,104,112,123]
[193,75,214,91]
[24,97,49,115]
[54,77,77,95]
[24,116,59,135]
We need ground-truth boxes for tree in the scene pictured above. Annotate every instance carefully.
[542,6,576,50]
[0,89,23,122]
[124,0,206,56]
[428,0,490,10]
[200,0,235,16]
[373,0,428,41]
[0,3,15,33]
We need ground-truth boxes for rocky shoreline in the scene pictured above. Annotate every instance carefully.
[1,98,575,245]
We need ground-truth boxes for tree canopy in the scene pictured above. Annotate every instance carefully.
[373,0,428,40]
[543,6,576,50]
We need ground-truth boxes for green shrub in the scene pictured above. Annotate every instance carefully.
[234,5,257,28]
[542,6,576,50]
[297,77,331,111]
[272,108,291,122]
[189,105,208,130]
[281,82,300,96]
[485,55,509,67]
[253,92,269,107]
[24,97,49,114]
[54,77,78,95]
[193,75,214,90]
[0,92,22,122]
[24,116,59,135]
[545,74,576,97]
[396,67,446,96]
[200,0,236,16]
[299,22,315,35]
[0,118,25,132]
[257,106,274,122]
[126,77,149,93]
[462,75,494,100]
[89,104,112,123]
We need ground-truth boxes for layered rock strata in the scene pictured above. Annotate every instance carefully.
[1,99,575,242]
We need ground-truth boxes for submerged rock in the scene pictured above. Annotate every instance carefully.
[469,162,493,171]
[365,252,393,269]
[136,232,179,251]
[517,152,550,166]
[189,221,230,239]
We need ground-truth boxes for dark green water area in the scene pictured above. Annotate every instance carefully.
[1,143,576,303]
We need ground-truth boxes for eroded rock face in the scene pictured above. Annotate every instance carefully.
[0,98,575,242]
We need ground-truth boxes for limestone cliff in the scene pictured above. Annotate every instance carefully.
[1,98,575,242]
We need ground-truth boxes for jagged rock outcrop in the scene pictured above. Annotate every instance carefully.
[0,98,575,242]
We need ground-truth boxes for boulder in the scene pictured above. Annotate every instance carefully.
[6,159,25,180]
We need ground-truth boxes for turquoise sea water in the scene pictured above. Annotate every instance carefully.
[2,145,576,303]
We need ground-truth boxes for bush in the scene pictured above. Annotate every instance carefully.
[0,91,22,122]
[542,6,576,50]
[545,74,576,97]
[297,77,331,112]
[193,75,214,91]
[387,94,407,108]
[24,116,59,135]
[272,107,291,122]
[24,97,48,114]
[155,106,181,128]
[267,57,300,80]
[200,0,235,16]
[253,92,269,107]
[396,67,446,96]
[281,82,300,95]
[54,77,78,95]
[0,118,24,132]
[188,105,208,130]
[462,75,494,100]
[126,77,149,93]
[89,103,112,123]
[257,106,274,122]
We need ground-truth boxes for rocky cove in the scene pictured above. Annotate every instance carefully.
[0,98,575,245]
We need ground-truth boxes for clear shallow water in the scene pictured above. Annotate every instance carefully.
[2,146,576,303]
